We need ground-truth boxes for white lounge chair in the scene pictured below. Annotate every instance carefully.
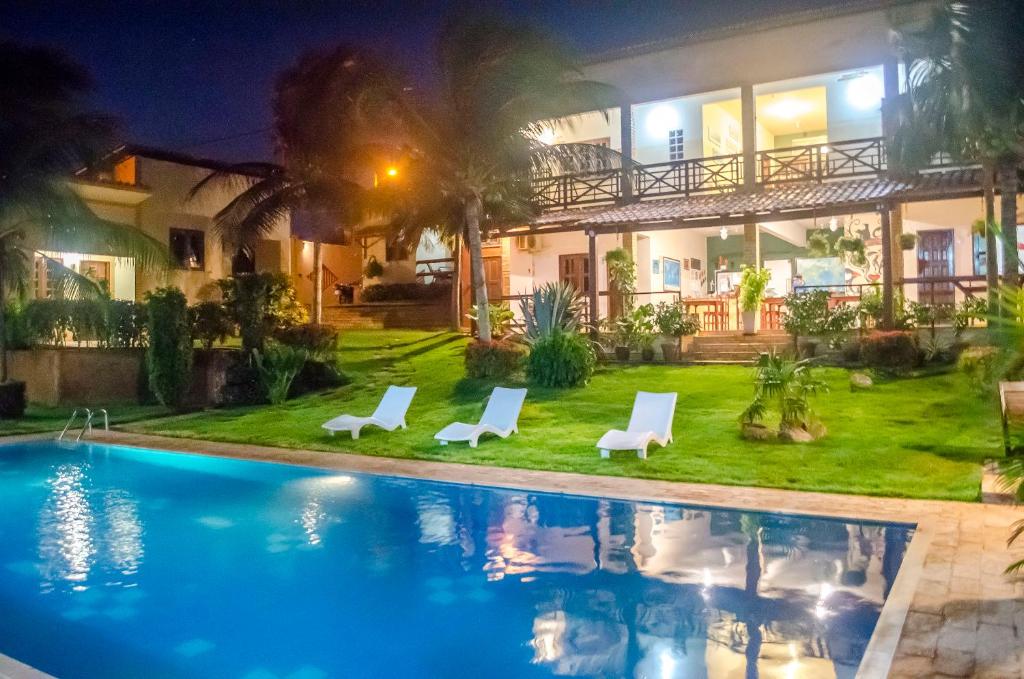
[434,387,527,448]
[596,391,677,460]
[321,386,417,439]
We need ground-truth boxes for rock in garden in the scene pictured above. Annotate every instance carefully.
[850,372,873,391]
[740,422,776,441]
[779,426,815,443]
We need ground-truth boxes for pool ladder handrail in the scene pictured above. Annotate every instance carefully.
[57,408,109,442]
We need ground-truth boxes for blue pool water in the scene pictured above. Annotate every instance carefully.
[0,441,913,678]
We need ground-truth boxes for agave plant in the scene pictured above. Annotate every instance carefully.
[518,281,585,345]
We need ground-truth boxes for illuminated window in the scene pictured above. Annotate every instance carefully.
[668,129,685,161]
[170,228,205,270]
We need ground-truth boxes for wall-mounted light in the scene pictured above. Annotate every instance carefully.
[846,73,883,110]
[828,216,839,232]
[536,128,556,145]
[385,166,398,178]
[720,226,729,240]
[645,104,680,139]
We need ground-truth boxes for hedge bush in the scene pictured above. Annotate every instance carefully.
[189,301,234,349]
[360,282,451,302]
[859,330,919,374]
[958,346,1002,394]
[274,323,340,356]
[465,339,524,379]
[526,331,596,388]
[145,287,193,409]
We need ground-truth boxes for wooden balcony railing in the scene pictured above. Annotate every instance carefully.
[530,136,898,210]
[756,137,887,185]
[633,153,743,198]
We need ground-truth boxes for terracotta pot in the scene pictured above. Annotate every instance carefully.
[614,346,631,361]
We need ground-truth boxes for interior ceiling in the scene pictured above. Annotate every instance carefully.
[755,86,827,137]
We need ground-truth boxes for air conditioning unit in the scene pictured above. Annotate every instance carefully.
[515,235,541,252]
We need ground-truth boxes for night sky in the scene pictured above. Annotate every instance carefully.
[2,0,839,162]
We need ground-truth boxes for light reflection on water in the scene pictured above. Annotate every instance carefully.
[5,443,912,678]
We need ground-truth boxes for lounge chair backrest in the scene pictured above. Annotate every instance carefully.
[627,391,677,439]
[480,387,528,431]
[372,386,417,424]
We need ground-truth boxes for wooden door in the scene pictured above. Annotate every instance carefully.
[917,229,955,306]
[559,254,590,295]
[482,256,503,303]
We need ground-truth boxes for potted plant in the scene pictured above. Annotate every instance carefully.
[613,304,655,362]
[899,232,918,251]
[654,301,700,361]
[364,256,384,279]
[738,266,771,335]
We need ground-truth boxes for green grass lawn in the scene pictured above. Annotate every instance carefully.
[127,329,1002,502]
[0,404,170,437]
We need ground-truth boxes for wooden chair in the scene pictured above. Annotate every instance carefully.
[998,381,1024,455]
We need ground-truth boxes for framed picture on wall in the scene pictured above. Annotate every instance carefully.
[652,259,660,275]
[663,257,681,291]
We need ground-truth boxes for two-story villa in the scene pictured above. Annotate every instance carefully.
[482,0,1012,331]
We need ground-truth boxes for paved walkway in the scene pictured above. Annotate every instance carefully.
[66,432,1024,677]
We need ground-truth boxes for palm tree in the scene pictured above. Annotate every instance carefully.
[191,46,385,324]
[366,13,621,342]
[891,1,1024,297]
[0,42,167,386]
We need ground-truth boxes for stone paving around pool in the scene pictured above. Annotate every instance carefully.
[52,431,1024,678]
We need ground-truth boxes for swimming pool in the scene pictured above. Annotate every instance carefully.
[0,440,914,678]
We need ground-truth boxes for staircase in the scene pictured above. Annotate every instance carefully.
[685,331,792,364]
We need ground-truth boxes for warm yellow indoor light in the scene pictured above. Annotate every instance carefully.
[386,166,398,177]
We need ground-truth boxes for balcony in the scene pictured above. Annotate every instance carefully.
[532,136,890,211]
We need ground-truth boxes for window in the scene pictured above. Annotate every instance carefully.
[170,228,205,270]
[973,232,987,276]
[668,129,685,161]
[385,239,410,262]
[34,257,63,299]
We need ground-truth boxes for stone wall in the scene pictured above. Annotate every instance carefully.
[6,348,235,407]
[322,301,449,330]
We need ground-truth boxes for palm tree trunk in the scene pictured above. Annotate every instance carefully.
[449,233,462,331]
[999,159,1019,289]
[464,197,491,342]
[312,240,323,325]
[984,167,998,314]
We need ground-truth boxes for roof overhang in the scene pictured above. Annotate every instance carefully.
[499,168,984,237]
[69,178,151,206]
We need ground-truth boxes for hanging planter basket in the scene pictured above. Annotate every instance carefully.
[899,233,918,251]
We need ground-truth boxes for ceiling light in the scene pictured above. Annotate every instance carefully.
[846,74,883,110]
[645,104,680,138]
[536,128,556,145]
[764,98,811,120]
[720,226,729,240]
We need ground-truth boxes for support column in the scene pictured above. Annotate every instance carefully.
[587,230,599,338]
[742,222,760,268]
[880,202,894,330]
[983,167,999,314]
[619,99,634,203]
[890,204,904,291]
[740,84,756,189]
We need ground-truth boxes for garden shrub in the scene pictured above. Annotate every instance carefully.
[218,353,265,406]
[289,358,349,398]
[105,300,146,348]
[24,299,72,345]
[360,282,451,302]
[958,346,1002,394]
[4,303,35,350]
[218,273,306,353]
[526,331,596,388]
[253,342,309,405]
[840,337,863,365]
[0,380,27,419]
[145,287,193,409]
[465,339,524,379]
[274,323,341,357]
[189,301,234,349]
[859,330,919,374]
